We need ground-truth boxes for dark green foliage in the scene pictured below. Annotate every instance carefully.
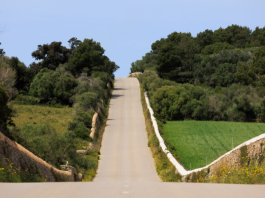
[201,42,235,55]
[252,46,265,76]
[155,32,200,83]
[68,39,119,76]
[29,67,77,104]
[17,122,78,167]
[131,52,158,73]
[68,37,81,51]
[248,27,265,47]
[213,25,251,48]
[31,42,71,72]
[68,114,92,141]
[14,95,40,105]
[132,24,265,87]
[76,92,98,111]
[196,29,214,49]
[0,86,14,138]
[193,48,258,87]
[140,71,264,122]
[9,57,35,92]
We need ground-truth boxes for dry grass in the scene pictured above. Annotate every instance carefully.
[11,104,74,134]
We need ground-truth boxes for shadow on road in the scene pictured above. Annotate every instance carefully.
[111,94,123,99]
[113,88,127,90]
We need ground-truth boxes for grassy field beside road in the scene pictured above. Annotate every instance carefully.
[163,121,265,170]
[12,104,73,134]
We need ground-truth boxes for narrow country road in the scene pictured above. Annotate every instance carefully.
[94,77,160,182]
[0,78,264,198]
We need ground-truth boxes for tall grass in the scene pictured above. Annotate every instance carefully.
[163,121,265,169]
[12,104,73,134]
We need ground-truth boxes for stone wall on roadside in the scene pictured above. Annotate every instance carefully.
[0,132,82,182]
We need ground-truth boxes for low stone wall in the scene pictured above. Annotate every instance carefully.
[0,132,81,182]
[90,111,99,139]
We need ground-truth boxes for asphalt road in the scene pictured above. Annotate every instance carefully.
[1,77,264,198]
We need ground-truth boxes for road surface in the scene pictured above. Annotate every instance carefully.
[0,77,264,198]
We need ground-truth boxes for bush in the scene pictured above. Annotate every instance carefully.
[0,85,14,138]
[15,94,40,105]
[29,67,77,104]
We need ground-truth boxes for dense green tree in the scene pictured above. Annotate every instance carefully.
[0,85,13,137]
[213,25,251,48]
[31,41,71,72]
[68,37,81,51]
[156,32,200,83]
[131,52,158,73]
[201,42,235,55]
[196,29,214,49]
[251,46,265,85]
[157,43,181,81]
[68,39,119,76]
[9,57,35,92]
[249,27,265,47]
[68,39,105,75]
[29,67,77,104]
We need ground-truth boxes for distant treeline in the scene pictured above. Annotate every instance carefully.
[139,71,265,124]
[133,24,265,124]
[131,25,265,87]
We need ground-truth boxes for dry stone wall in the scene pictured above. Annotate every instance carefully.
[0,132,81,182]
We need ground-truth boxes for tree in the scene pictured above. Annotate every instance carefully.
[196,29,214,49]
[68,39,105,75]
[31,41,70,72]
[249,27,265,47]
[29,66,77,104]
[157,43,181,81]
[0,42,5,57]
[155,32,200,83]
[68,37,81,51]
[68,38,119,76]
[251,46,265,85]
[201,42,235,55]
[9,57,35,92]
[213,25,251,48]
[0,85,13,138]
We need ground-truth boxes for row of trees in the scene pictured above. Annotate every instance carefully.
[1,38,119,104]
[139,71,265,123]
[131,25,265,87]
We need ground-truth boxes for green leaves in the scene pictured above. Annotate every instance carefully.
[29,66,77,104]
[31,42,71,72]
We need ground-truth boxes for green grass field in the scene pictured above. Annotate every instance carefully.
[12,104,74,134]
[163,121,265,170]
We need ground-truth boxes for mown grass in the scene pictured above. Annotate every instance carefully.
[163,121,265,170]
[12,104,73,134]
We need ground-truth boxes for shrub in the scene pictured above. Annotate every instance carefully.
[15,94,40,105]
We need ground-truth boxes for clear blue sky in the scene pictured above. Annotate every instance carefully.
[1,0,265,77]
